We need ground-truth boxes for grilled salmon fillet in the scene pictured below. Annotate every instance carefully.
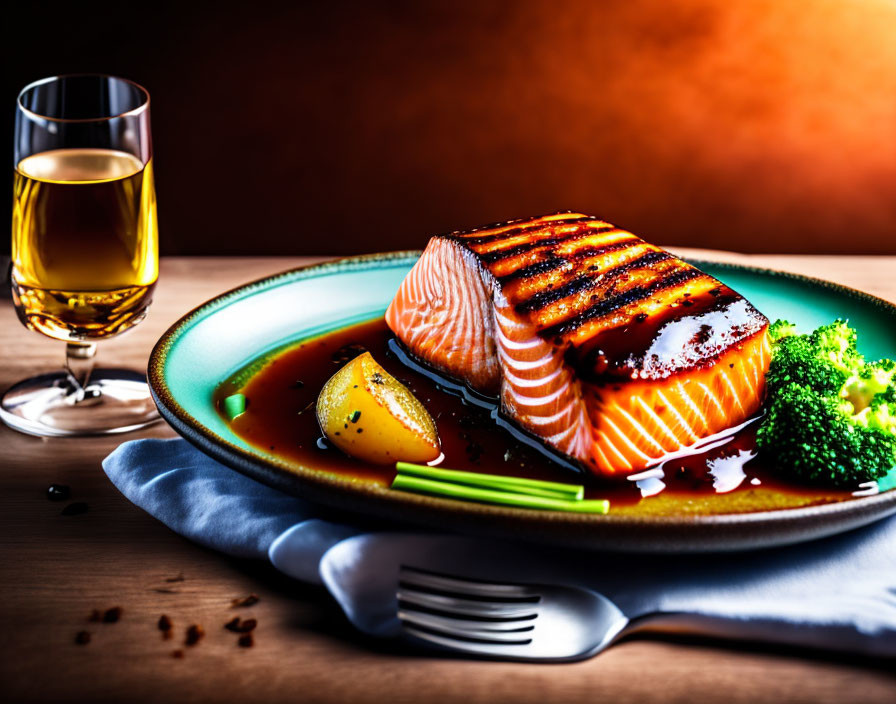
[385,212,770,476]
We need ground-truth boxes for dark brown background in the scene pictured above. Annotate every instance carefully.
[5,0,896,256]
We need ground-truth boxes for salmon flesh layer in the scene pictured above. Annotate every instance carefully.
[385,212,770,477]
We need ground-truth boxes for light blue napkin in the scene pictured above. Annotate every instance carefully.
[103,438,896,657]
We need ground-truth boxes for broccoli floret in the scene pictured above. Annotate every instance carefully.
[763,319,862,397]
[842,358,896,411]
[810,320,863,377]
[767,319,797,342]
[757,319,896,487]
[855,395,896,434]
[757,383,896,486]
[765,333,847,396]
[872,385,896,407]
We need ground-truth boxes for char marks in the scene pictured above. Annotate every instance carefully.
[477,225,620,264]
[540,268,704,340]
[441,211,760,378]
[497,256,568,284]
[513,250,674,314]
[457,215,594,246]
[496,240,644,284]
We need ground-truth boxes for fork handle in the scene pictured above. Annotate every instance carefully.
[620,609,889,657]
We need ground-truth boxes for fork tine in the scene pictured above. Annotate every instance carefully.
[400,566,538,599]
[401,624,533,653]
[399,612,534,644]
[397,589,539,619]
[398,608,536,635]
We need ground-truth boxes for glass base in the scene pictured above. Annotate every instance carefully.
[0,368,161,437]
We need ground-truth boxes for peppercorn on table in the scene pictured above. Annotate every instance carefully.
[1,254,894,704]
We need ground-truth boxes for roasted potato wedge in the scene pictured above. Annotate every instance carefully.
[316,351,440,464]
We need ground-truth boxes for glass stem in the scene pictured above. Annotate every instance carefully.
[65,342,98,403]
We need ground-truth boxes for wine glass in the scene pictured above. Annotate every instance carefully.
[1,74,161,436]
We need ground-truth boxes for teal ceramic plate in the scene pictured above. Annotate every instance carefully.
[149,253,896,552]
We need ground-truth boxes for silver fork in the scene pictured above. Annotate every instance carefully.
[397,566,638,662]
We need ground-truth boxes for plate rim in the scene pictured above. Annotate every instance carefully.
[147,251,896,542]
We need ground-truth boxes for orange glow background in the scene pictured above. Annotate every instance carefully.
[5,0,896,254]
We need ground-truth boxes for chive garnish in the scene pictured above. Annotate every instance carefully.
[395,462,584,500]
[223,393,246,420]
[391,474,609,513]
[350,410,361,423]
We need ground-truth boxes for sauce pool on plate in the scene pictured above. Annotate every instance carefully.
[214,318,857,516]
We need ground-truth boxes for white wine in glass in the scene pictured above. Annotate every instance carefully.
[2,74,161,436]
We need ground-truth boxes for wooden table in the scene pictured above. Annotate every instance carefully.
[2,253,894,704]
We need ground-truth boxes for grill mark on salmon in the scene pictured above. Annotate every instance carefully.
[572,241,647,266]
[458,215,595,246]
[497,256,569,284]
[514,250,673,314]
[539,267,703,339]
[385,212,770,477]
[495,239,644,285]
[474,225,620,264]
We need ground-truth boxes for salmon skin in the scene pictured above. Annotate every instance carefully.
[385,212,770,477]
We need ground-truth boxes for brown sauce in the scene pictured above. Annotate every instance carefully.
[214,318,858,516]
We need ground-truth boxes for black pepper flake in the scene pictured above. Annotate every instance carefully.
[61,502,89,516]
[158,614,173,633]
[74,630,91,645]
[332,343,367,365]
[103,607,122,623]
[46,484,71,501]
[238,633,254,648]
[357,428,363,434]
[729,363,735,368]
[225,617,257,633]
[231,594,260,608]
[463,434,484,462]
[370,372,385,385]
[185,624,204,646]
[458,409,491,431]
[635,313,648,322]
[681,299,694,307]
[290,380,305,389]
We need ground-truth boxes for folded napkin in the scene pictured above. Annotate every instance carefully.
[104,438,896,657]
